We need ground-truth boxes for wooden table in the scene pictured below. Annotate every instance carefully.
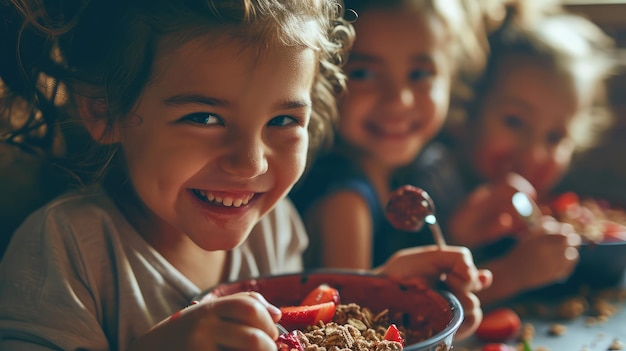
[456,274,626,350]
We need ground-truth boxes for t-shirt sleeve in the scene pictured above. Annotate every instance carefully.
[0,208,109,350]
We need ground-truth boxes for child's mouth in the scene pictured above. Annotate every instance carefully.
[191,189,253,207]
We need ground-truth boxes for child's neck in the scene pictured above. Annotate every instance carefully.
[137,217,228,290]
[359,157,395,206]
[108,182,228,290]
[162,245,228,291]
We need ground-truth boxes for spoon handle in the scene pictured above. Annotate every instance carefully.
[276,323,289,335]
[425,214,447,248]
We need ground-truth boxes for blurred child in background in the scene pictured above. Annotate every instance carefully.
[291,0,488,270]
[441,3,618,305]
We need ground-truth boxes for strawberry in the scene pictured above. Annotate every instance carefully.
[276,330,304,351]
[550,192,580,216]
[482,343,515,351]
[300,284,341,306]
[603,221,626,242]
[475,308,521,342]
[382,324,404,346]
[279,301,336,331]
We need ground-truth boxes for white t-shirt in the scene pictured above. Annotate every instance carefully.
[0,186,308,350]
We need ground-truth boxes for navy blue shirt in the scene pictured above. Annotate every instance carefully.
[290,142,467,268]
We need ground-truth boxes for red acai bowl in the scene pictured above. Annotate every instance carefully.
[195,270,464,351]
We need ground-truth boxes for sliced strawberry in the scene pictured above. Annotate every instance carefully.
[279,301,336,331]
[276,330,304,351]
[475,308,521,342]
[382,324,404,346]
[482,343,515,351]
[300,284,341,306]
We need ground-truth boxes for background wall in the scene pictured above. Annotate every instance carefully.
[557,1,626,203]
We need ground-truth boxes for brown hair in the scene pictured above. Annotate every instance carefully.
[1,0,354,182]
[466,5,619,151]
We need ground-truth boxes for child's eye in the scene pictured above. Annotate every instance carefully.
[347,68,375,81]
[409,69,432,81]
[181,112,223,125]
[503,115,524,130]
[546,131,565,145]
[268,115,299,127]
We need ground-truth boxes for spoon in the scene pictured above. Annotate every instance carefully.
[276,322,289,335]
[511,191,541,229]
[386,185,447,248]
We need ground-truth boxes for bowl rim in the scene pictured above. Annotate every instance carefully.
[194,269,464,349]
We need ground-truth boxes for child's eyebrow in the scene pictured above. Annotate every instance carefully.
[278,99,311,110]
[348,53,380,63]
[163,94,230,107]
[496,97,534,113]
[348,53,434,64]
[162,93,310,110]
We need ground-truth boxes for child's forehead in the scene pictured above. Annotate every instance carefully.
[351,7,450,53]
[144,34,318,105]
[494,54,597,100]
[151,30,317,75]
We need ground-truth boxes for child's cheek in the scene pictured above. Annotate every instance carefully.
[472,136,516,181]
[531,153,571,196]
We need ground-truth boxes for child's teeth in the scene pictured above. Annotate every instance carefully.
[196,190,253,207]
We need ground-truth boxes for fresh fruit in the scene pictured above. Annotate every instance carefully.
[603,221,626,242]
[276,330,304,351]
[386,185,434,232]
[475,308,521,342]
[300,284,340,306]
[279,301,336,331]
[482,343,515,351]
[551,192,580,215]
[382,324,404,345]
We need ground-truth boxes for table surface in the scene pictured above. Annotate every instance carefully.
[455,274,626,350]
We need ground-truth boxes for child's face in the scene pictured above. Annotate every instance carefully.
[339,6,452,167]
[470,55,584,196]
[114,36,316,250]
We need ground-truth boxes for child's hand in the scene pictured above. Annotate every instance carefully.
[504,216,580,291]
[127,292,282,351]
[375,245,493,340]
[448,173,537,248]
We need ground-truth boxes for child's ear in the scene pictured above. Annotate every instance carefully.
[74,95,119,144]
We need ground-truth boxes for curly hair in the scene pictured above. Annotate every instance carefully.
[1,0,354,182]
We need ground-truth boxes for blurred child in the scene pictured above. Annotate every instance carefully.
[0,0,490,349]
[442,5,618,304]
[291,0,487,268]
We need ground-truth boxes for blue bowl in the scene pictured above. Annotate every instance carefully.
[530,240,626,298]
[571,240,626,287]
[197,270,463,351]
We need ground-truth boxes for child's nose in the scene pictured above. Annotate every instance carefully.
[524,143,550,165]
[219,136,269,179]
[382,82,415,112]
[517,143,550,178]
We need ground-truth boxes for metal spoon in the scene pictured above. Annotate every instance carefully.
[276,323,289,335]
[511,191,541,229]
